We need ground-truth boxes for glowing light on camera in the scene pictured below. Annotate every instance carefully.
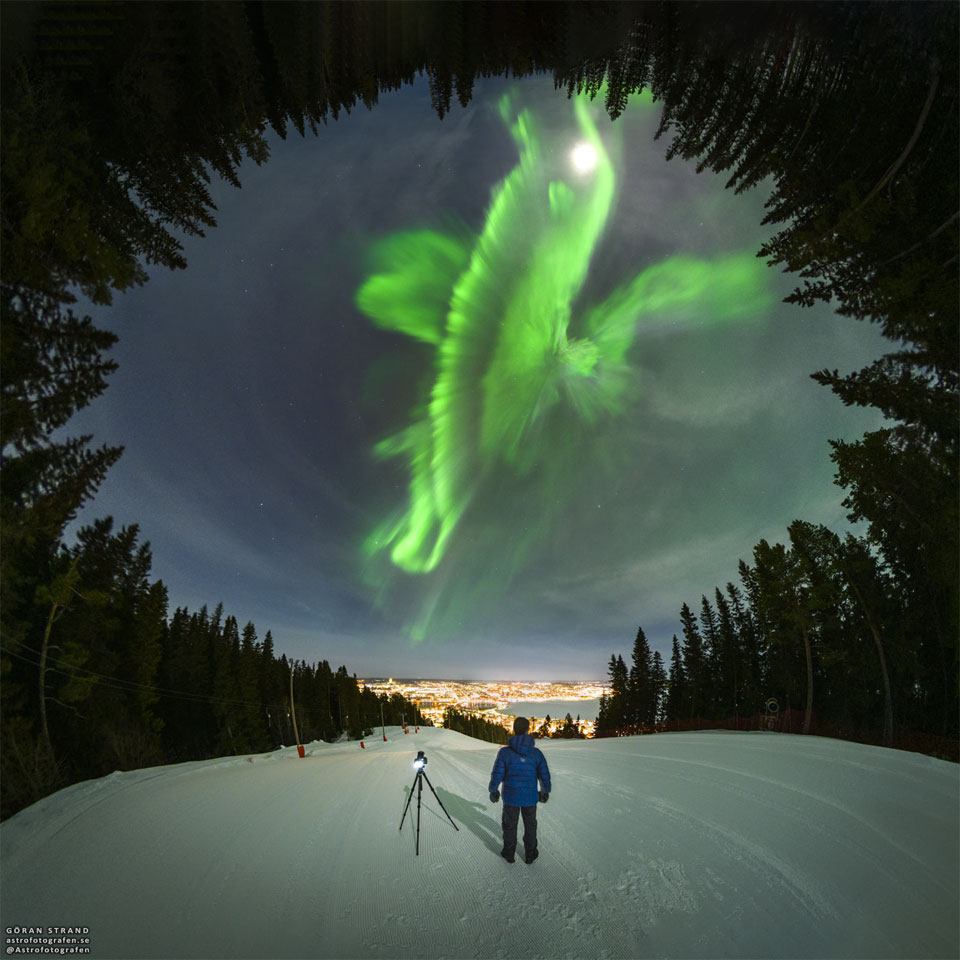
[413,758,425,769]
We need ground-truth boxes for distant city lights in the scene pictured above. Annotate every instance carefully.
[359,678,608,736]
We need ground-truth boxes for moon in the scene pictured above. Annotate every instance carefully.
[570,142,598,174]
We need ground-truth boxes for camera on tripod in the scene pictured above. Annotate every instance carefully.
[399,749,457,855]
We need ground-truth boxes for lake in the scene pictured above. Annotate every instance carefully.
[502,700,600,722]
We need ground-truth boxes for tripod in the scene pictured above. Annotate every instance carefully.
[399,764,459,855]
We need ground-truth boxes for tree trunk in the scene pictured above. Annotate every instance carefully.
[800,621,813,735]
[847,577,894,747]
[732,652,738,725]
[856,62,940,211]
[289,666,301,748]
[38,600,61,760]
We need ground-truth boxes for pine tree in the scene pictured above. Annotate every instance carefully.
[726,581,762,717]
[49,519,166,773]
[213,616,243,755]
[628,625,652,729]
[595,693,611,735]
[650,651,667,727]
[679,603,705,723]
[239,622,265,749]
[713,588,739,721]
[837,535,896,745]
[604,654,630,733]
[829,429,957,738]
[753,539,815,734]
[665,635,686,723]
[699,597,720,720]
[0,288,123,644]
[613,655,629,730]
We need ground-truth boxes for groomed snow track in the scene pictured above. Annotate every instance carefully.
[1,727,957,959]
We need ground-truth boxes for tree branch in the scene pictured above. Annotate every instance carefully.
[856,62,940,212]
[879,210,959,267]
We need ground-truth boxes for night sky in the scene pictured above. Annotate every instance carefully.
[65,77,886,681]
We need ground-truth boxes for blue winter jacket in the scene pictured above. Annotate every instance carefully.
[488,734,551,807]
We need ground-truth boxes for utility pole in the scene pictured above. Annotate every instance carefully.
[290,662,304,757]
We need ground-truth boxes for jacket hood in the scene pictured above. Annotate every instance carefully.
[508,733,536,756]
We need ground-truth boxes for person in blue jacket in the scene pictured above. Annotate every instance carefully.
[488,716,551,864]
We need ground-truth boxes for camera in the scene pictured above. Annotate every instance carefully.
[413,750,427,769]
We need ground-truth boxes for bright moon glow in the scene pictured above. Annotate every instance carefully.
[571,142,598,173]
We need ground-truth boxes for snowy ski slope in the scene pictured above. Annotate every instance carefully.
[1,727,957,959]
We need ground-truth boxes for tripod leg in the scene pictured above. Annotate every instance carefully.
[399,770,419,832]
[415,771,423,855]
[421,771,460,831]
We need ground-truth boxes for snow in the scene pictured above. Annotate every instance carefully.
[1,728,957,959]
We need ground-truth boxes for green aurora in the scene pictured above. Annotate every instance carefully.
[355,89,773,641]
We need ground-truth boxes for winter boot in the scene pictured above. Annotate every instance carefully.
[525,850,539,865]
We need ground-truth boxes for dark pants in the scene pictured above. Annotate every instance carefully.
[501,803,537,859]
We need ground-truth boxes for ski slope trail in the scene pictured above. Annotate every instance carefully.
[1,728,957,959]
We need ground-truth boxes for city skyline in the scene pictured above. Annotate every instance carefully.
[360,677,607,735]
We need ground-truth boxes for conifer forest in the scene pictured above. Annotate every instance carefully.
[1,1,957,819]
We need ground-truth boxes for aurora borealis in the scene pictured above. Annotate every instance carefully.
[64,77,887,679]
[356,90,773,641]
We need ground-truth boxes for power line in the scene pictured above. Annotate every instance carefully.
[1,632,410,718]
[0,639,288,712]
